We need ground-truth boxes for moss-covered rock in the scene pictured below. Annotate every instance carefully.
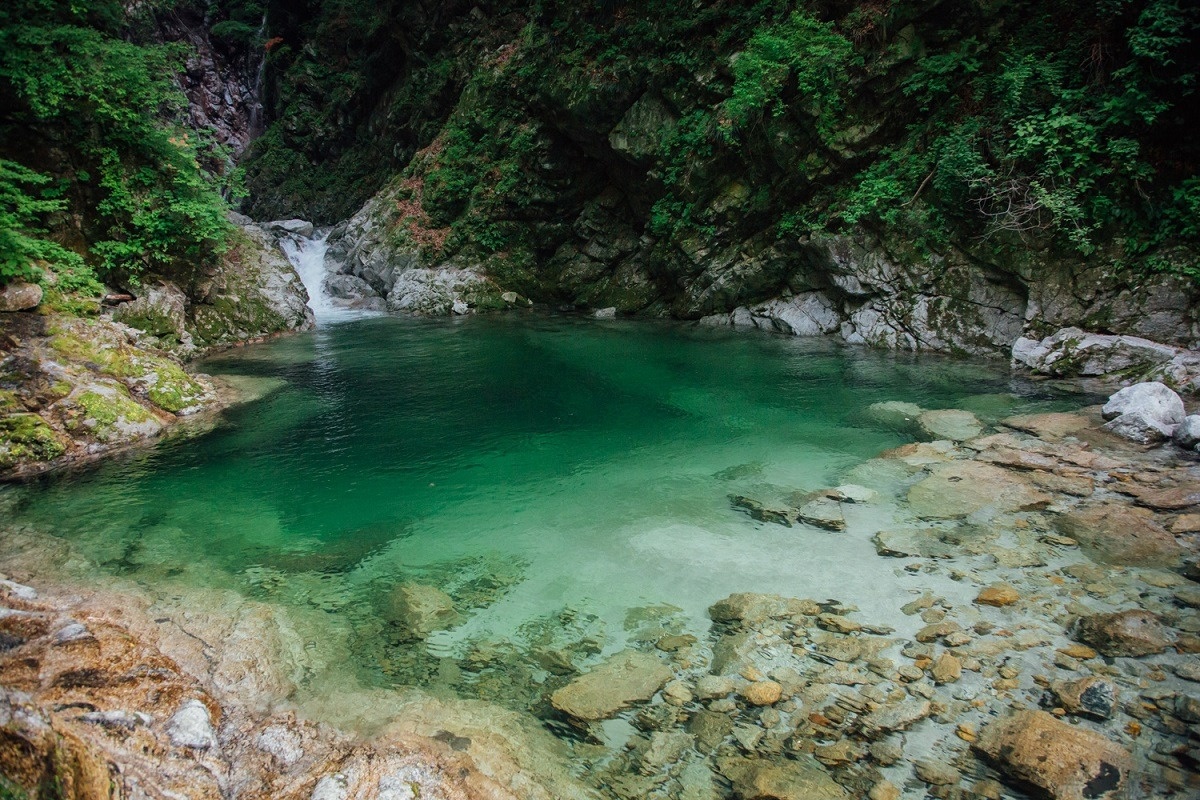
[0,413,66,470]
[67,383,161,443]
[1,313,220,478]
[185,226,313,348]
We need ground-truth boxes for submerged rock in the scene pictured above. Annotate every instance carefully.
[740,680,783,706]
[974,710,1131,800]
[871,528,955,559]
[1000,412,1092,440]
[907,461,1051,519]
[974,583,1019,607]
[1050,676,1118,720]
[387,583,461,640]
[857,697,931,737]
[1056,505,1183,568]
[918,409,983,441]
[865,400,923,431]
[793,498,846,531]
[708,593,816,625]
[729,495,792,526]
[550,650,672,721]
[717,755,848,800]
[1075,609,1173,657]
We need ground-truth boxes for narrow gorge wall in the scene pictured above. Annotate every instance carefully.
[241,0,1200,359]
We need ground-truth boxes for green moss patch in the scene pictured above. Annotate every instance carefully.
[0,412,66,469]
[70,387,154,442]
[141,360,206,414]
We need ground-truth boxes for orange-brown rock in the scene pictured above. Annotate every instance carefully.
[974,583,1020,607]
[0,579,594,800]
[1055,504,1184,568]
[974,710,1132,800]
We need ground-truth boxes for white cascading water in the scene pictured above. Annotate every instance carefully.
[279,233,338,322]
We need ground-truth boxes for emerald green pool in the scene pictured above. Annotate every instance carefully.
[3,315,1087,709]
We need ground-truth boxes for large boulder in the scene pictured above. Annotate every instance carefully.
[386,267,506,315]
[1173,415,1200,450]
[721,293,842,336]
[550,650,672,721]
[324,273,387,311]
[386,583,460,640]
[1100,382,1185,444]
[263,218,314,237]
[113,281,188,341]
[907,461,1051,519]
[1055,504,1184,568]
[1013,327,1179,377]
[974,710,1131,800]
[188,223,313,347]
[0,280,43,311]
[1075,609,1173,657]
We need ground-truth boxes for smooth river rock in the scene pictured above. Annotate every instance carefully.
[388,583,461,640]
[717,755,848,800]
[907,461,1051,519]
[974,710,1131,800]
[1100,381,1185,444]
[550,650,672,721]
[1055,504,1184,568]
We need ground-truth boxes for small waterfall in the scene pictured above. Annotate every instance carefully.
[279,233,336,322]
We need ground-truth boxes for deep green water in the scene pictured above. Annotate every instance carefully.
[5,315,1087,706]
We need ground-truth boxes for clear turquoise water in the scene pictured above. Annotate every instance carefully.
[4,315,1087,706]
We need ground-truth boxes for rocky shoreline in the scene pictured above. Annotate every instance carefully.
[2,379,1197,800]
[0,218,313,481]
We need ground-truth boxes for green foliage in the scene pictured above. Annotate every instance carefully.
[0,0,233,287]
[0,160,89,284]
[725,10,860,142]
[834,0,1199,270]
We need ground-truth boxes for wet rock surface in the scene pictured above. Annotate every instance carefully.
[550,650,673,721]
[0,314,219,479]
[975,710,1132,800]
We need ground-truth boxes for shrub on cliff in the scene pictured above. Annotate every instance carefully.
[0,0,234,290]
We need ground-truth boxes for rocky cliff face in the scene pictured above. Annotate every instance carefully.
[156,4,265,156]
[242,0,1198,363]
[326,189,1198,359]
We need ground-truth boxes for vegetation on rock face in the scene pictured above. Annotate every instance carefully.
[247,0,1199,287]
[2,0,1197,320]
[0,0,236,292]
